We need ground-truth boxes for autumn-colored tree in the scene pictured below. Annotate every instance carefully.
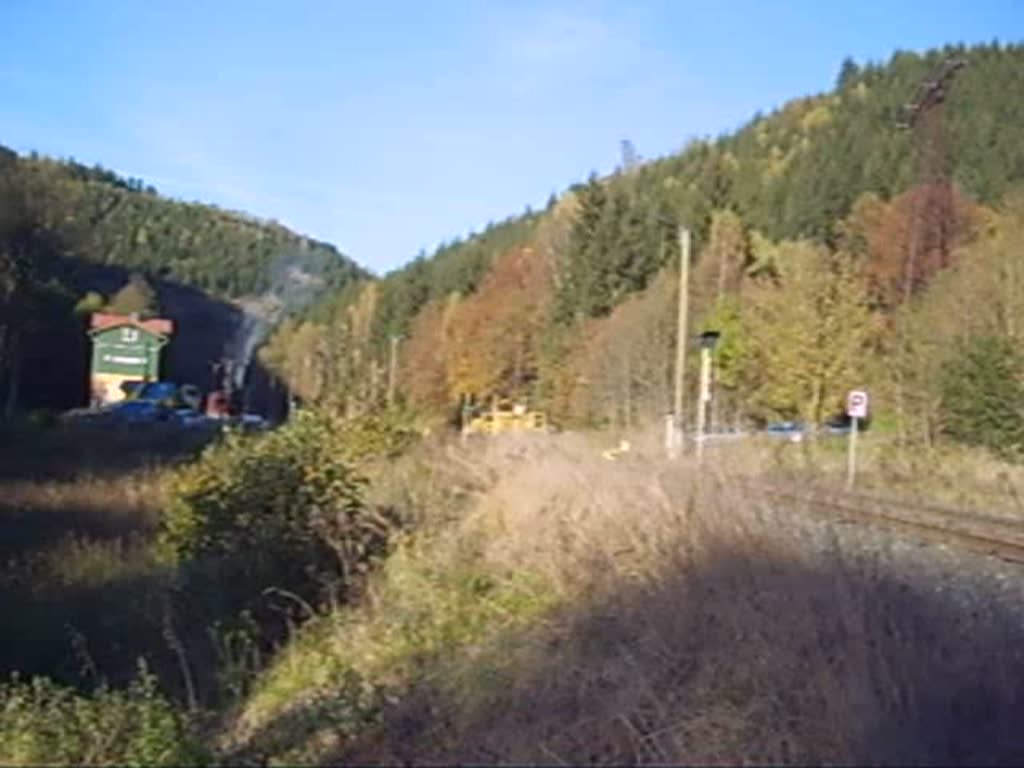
[445,299,506,403]
[943,193,1022,342]
[570,270,675,428]
[882,284,962,446]
[331,282,380,414]
[261,281,393,416]
[400,295,458,414]
[855,184,981,307]
[259,319,326,404]
[882,194,1022,444]
[443,246,553,404]
[745,230,784,279]
[834,192,886,263]
[741,240,875,424]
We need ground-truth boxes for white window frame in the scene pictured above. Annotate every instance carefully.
[122,327,140,343]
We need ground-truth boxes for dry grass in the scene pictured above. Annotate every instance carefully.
[226,432,1024,765]
[7,421,1018,763]
[696,433,1024,521]
[856,440,1024,518]
[0,468,172,692]
[1,473,163,548]
[0,470,165,574]
[0,421,206,568]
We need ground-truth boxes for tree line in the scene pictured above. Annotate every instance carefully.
[262,42,1024,457]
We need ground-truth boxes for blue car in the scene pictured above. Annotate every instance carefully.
[109,399,172,424]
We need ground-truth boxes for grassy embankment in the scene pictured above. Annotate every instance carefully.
[3,419,1024,764]
[224,431,1024,765]
[0,412,416,763]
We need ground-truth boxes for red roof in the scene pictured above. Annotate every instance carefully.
[89,312,174,337]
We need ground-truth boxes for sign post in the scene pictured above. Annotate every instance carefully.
[846,390,869,490]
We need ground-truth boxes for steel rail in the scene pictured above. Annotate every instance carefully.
[734,479,1024,565]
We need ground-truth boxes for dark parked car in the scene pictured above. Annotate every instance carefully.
[765,421,807,442]
[822,415,869,436]
[823,417,852,436]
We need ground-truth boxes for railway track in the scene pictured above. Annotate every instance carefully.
[736,479,1024,564]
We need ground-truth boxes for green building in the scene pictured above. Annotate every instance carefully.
[88,313,174,405]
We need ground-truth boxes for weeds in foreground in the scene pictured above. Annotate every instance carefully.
[6,424,1024,765]
[0,662,207,766]
[0,411,421,765]
[227,533,556,763]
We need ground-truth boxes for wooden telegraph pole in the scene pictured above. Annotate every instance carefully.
[671,226,691,458]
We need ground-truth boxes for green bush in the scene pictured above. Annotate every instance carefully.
[159,410,406,588]
[327,407,420,463]
[0,663,206,766]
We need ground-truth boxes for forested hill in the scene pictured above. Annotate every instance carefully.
[262,42,1024,443]
[0,145,367,413]
[0,145,366,298]
[308,42,1023,337]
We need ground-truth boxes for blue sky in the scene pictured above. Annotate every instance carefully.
[1,1,1021,273]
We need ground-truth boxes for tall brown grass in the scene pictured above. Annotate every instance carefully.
[231,431,1024,765]
[5,422,1021,764]
[0,471,163,558]
[0,468,169,690]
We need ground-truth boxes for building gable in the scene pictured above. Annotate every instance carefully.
[89,312,174,339]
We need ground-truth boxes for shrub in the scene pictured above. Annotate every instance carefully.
[0,663,206,766]
[159,410,405,590]
[327,407,420,463]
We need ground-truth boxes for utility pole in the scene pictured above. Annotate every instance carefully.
[386,335,399,408]
[696,346,710,464]
[671,226,691,457]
